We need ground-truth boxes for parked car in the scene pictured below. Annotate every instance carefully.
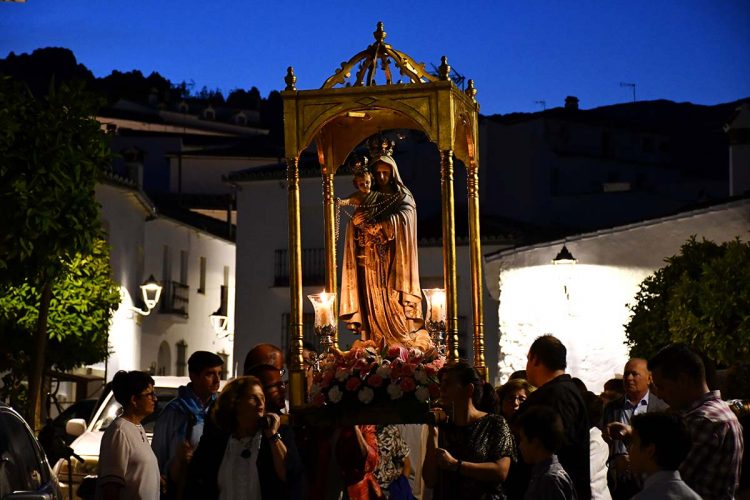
[38,399,98,466]
[0,402,62,499]
[52,376,192,497]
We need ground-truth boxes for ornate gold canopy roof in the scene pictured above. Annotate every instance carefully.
[282,22,480,173]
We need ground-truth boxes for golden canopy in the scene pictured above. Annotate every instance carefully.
[282,22,486,408]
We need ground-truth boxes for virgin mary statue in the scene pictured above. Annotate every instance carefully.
[339,139,433,352]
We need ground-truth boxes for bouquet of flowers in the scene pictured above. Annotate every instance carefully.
[310,343,445,413]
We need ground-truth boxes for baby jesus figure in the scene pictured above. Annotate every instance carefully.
[338,170,385,266]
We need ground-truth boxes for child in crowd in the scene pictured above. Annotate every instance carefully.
[517,405,578,500]
[628,412,701,499]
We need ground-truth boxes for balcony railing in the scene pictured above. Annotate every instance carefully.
[274,248,325,287]
[161,281,189,317]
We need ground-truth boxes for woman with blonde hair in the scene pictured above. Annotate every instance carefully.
[187,376,303,499]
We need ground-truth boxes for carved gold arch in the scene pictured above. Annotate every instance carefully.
[282,22,485,409]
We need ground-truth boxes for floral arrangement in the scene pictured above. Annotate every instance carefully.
[310,343,445,411]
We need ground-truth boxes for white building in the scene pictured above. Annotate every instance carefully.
[96,177,237,381]
[484,198,750,389]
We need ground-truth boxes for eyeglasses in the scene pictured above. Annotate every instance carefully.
[138,391,158,400]
[264,381,286,391]
[504,395,527,403]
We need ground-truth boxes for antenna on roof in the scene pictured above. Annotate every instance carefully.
[619,82,636,103]
[534,100,547,111]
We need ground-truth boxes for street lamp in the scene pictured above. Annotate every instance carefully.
[131,275,163,316]
[552,245,577,265]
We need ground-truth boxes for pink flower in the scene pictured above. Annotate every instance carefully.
[367,374,384,388]
[400,377,416,392]
[387,345,409,362]
[345,377,362,392]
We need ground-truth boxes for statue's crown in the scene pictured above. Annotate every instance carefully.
[367,135,395,162]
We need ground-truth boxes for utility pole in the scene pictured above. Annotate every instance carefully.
[534,100,547,111]
[619,82,636,103]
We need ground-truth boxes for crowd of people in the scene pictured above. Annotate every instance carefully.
[93,336,748,500]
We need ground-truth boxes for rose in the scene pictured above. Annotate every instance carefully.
[312,392,326,406]
[367,374,384,388]
[387,345,409,362]
[400,377,416,393]
[328,385,343,403]
[387,383,403,400]
[358,387,375,404]
[345,377,362,392]
[415,385,430,403]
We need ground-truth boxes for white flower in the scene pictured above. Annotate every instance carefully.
[376,364,392,379]
[387,383,403,400]
[311,383,321,397]
[415,385,430,403]
[328,385,343,404]
[414,368,429,384]
[358,387,375,404]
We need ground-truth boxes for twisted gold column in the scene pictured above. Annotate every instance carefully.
[322,171,339,348]
[440,150,459,363]
[467,165,486,379]
[287,156,305,408]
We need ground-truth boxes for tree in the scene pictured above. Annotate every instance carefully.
[0,239,120,413]
[625,236,750,366]
[0,77,112,428]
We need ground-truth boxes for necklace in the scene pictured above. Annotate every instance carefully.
[334,192,401,241]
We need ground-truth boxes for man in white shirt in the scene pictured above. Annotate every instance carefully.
[601,358,667,499]
[628,412,700,500]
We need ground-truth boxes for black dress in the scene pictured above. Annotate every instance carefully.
[435,413,516,500]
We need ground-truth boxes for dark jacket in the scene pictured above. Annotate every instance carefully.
[601,391,668,431]
[186,420,304,499]
[514,374,591,500]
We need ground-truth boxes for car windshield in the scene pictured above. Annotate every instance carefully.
[92,387,179,433]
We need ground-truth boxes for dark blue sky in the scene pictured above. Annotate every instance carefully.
[1,1,748,114]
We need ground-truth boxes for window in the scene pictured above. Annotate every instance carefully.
[0,411,47,495]
[180,250,188,285]
[162,245,172,283]
[175,340,188,376]
[198,257,206,294]
[157,341,171,376]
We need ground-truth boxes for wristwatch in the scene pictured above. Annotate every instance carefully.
[268,432,283,443]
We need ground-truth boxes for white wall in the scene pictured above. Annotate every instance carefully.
[170,156,277,195]
[96,184,150,378]
[141,217,236,376]
[487,199,750,391]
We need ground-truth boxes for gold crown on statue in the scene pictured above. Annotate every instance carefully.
[348,154,370,176]
[367,135,395,162]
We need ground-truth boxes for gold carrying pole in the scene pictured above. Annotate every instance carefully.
[322,170,339,348]
[440,150,460,363]
[467,164,486,378]
[286,156,306,408]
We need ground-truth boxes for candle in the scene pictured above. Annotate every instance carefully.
[432,291,446,323]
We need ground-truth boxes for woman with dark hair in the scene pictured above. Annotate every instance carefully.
[497,379,535,422]
[423,362,516,500]
[187,376,303,499]
[97,370,160,500]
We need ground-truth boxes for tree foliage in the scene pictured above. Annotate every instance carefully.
[625,236,750,366]
[0,77,112,425]
[0,240,120,411]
